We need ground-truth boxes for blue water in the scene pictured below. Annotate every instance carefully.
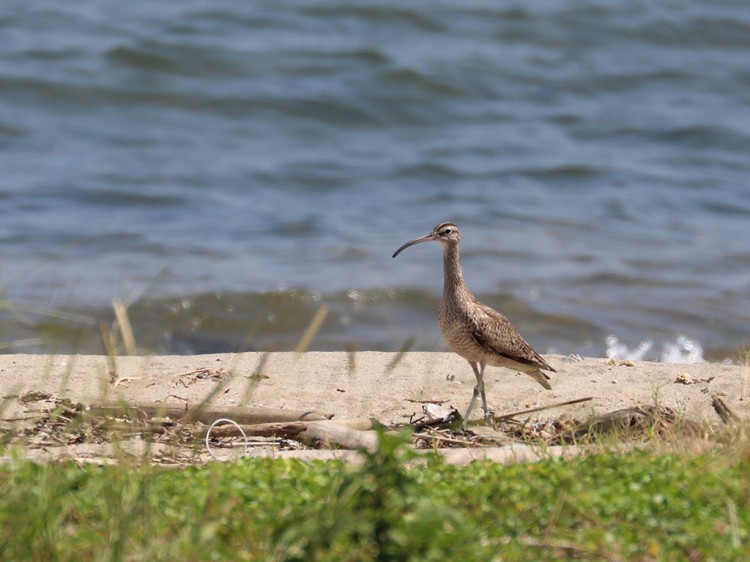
[1,1,749,360]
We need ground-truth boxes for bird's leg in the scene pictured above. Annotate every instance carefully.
[461,387,479,431]
[462,361,490,430]
[477,362,491,421]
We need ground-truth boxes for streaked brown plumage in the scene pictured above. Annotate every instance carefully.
[393,222,556,428]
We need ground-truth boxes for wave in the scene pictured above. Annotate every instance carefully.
[0,289,735,366]
[605,334,705,364]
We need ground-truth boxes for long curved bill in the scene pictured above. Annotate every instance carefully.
[392,233,436,258]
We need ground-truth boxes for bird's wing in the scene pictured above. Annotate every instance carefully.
[469,303,556,372]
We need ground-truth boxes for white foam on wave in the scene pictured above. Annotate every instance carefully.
[605,334,704,364]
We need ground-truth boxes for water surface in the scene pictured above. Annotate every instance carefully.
[1,1,749,361]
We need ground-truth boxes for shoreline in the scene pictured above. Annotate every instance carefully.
[1,352,746,425]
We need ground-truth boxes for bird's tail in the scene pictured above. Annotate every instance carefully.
[522,367,552,390]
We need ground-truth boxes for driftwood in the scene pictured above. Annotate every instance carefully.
[84,402,333,425]
[90,403,383,450]
[712,396,741,424]
[302,421,379,451]
[549,405,711,444]
[13,392,730,459]
[27,399,383,452]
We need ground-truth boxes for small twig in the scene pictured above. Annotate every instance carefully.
[173,368,212,378]
[172,369,227,388]
[406,399,448,405]
[113,377,140,388]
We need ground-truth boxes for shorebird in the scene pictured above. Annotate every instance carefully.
[393,222,556,429]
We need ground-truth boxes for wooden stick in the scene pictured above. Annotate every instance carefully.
[712,396,741,424]
[84,402,333,424]
[489,397,593,424]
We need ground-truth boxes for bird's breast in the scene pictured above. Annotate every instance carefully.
[438,301,485,362]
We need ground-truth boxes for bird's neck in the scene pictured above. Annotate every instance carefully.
[442,242,470,300]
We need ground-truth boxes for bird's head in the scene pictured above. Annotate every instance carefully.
[392,222,460,258]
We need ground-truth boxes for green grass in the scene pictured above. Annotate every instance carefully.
[1,431,749,561]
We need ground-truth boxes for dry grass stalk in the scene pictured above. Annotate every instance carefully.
[111,298,137,355]
[295,305,329,354]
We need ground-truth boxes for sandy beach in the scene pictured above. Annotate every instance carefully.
[1,352,747,463]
